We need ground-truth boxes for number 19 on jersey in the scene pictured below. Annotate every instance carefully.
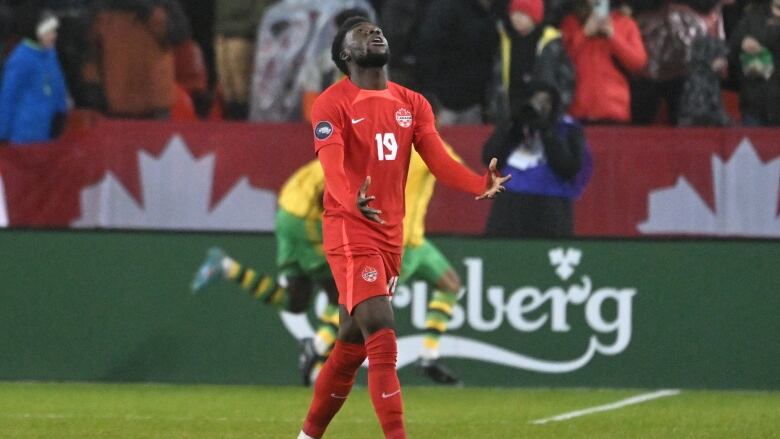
[375,133,398,161]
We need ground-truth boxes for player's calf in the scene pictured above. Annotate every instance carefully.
[300,340,366,438]
[366,328,405,438]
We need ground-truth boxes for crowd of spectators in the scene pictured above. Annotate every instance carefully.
[0,0,777,145]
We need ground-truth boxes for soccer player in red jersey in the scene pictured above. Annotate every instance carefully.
[297,17,510,439]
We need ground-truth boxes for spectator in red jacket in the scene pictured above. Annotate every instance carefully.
[561,0,647,123]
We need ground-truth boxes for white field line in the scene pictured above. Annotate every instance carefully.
[531,389,681,425]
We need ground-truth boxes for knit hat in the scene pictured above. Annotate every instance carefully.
[36,12,59,39]
[508,0,544,25]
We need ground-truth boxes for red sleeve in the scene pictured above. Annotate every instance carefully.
[608,16,647,72]
[317,144,360,215]
[311,94,359,215]
[415,133,488,196]
[412,92,439,144]
[411,93,487,195]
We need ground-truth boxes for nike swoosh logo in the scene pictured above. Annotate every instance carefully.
[330,393,348,399]
[351,118,365,124]
[381,389,401,399]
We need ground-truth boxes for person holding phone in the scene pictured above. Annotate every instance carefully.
[560,0,647,123]
[481,81,592,237]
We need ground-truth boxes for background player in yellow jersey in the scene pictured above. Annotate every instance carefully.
[192,161,341,386]
[397,147,464,384]
[192,148,464,385]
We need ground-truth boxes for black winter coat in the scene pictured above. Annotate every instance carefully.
[415,0,499,111]
[481,83,585,238]
[505,25,575,116]
[728,4,780,124]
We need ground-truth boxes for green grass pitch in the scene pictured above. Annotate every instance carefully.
[0,382,777,438]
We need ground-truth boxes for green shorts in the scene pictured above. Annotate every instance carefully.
[275,209,331,280]
[399,239,453,285]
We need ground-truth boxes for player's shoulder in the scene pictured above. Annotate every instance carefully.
[389,81,422,102]
[388,81,430,111]
[312,80,355,127]
[313,79,353,109]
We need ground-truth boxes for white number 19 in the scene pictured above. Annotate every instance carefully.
[375,133,398,161]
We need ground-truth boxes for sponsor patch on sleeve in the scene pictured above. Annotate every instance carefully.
[314,121,334,141]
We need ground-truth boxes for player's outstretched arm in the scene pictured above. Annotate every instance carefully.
[415,133,510,200]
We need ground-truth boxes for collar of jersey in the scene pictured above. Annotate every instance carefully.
[345,79,405,106]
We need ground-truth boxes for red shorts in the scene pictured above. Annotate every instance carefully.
[326,249,401,313]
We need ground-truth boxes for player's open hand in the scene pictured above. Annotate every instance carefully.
[357,176,385,224]
[476,158,511,200]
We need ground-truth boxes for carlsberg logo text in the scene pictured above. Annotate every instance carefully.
[391,250,637,370]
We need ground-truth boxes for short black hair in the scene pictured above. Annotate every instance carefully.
[335,8,369,28]
[331,15,374,76]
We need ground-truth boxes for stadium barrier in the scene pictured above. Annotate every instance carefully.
[1,229,777,390]
[0,120,779,237]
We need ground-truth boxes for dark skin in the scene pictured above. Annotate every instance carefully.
[286,276,340,314]
[336,23,509,341]
[341,274,460,343]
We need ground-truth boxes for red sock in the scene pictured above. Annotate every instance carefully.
[366,329,406,439]
[302,340,366,438]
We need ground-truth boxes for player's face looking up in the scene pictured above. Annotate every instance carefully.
[341,23,389,70]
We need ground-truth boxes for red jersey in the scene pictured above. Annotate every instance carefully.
[311,78,487,255]
[311,79,436,254]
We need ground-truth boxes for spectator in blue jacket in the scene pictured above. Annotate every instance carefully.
[482,81,592,237]
[0,8,67,145]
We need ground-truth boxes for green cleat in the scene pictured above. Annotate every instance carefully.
[191,247,226,293]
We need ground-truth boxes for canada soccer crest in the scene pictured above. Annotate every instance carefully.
[395,109,412,128]
[362,266,378,283]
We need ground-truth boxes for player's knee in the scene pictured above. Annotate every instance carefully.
[352,296,396,338]
[338,318,364,345]
[360,307,395,336]
[285,277,313,313]
[361,318,395,338]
